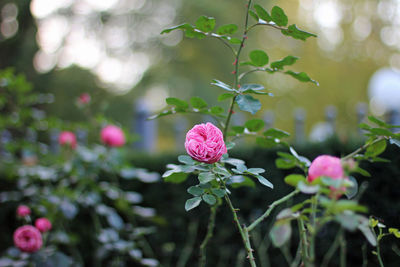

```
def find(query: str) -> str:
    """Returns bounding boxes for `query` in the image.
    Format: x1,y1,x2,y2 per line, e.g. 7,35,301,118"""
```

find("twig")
342,137,385,161
199,205,218,267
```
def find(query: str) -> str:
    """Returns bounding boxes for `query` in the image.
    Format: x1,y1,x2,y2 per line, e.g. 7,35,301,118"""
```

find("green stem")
342,137,385,161
362,243,368,267
298,217,309,266
199,205,218,267
224,194,257,267
309,194,319,264
321,228,343,267
339,230,346,267
376,238,385,267
247,190,299,231
290,240,302,267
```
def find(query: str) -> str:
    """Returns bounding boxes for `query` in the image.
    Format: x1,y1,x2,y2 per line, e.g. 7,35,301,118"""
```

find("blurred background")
1,0,400,152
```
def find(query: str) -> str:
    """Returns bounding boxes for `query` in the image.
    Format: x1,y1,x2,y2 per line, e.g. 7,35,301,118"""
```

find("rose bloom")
100,125,126,147
58,131,77,149
16,205,31,217
78,93,91,104
185,122,227,164
13,225,43,253
35,218,52,233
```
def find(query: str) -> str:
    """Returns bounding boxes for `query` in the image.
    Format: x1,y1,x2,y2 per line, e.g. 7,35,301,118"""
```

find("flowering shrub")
13,225,43,253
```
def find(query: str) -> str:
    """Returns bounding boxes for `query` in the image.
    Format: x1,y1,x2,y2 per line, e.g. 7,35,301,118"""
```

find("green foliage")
235,95,261,114
253,4,271,22
271,6,288,26
242,50,269,67
245,119,265,132
271,56,299,70
281,24,317,41
216,24,238,35
285,70,319,85
195,16,216,32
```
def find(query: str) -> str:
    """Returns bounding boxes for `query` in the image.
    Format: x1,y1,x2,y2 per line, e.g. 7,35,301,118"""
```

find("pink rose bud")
307,155,344,182
78,93,91,104
58,131,77,149
16,205,31,217
13,225,43,253
100,125,125,147
185,122,227,164
35,218,52,233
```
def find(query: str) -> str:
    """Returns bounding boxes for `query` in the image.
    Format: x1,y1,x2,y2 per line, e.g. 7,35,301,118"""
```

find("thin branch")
247,22,288,32
199,205,218,267
321,228,343,267
341,137,385,161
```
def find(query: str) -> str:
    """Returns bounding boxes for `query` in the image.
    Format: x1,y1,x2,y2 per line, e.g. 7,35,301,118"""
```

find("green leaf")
254,4,271,22
358,222,377,246
161,23,193,34
284,174,306,187
232,126,245,134
297,181,319,194
249,50,269,67
229,37,242,44
185,28,206,39
389,228,400,238
190,96,208,109
202,194,217,205
218,93,235,101
281,24,317,41
216,24,238,35
368,128,394,137
185,197,202,211
368,116,390,128
198,172,216,184
271,6,288,26
210,106,224,114
248,10,259,21
240,84,265,92
285,71,318,85
390,138,400,148
187,186,204,196
236,95,261,114
256,137,278,148
255,174,274,188
245,119,265,132
229,175,256,188
271,56,299,70
247,168,265,174
331,200,368,213
270,222,291,247
335,213,359,231
264,128,290,139
353,167,371,177
166,97,189,109
195,16,216,32
211,79,234,91
275,158,296,169
365,139,387,157
178,155,195,165
211,188,226,198
107,210,124,230
164,172,188,183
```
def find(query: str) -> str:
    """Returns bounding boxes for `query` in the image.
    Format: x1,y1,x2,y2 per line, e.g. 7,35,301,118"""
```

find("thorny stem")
298,217,310,266
342,136,385,161
223,0,252,140
247,189,300,231
199,205,218,267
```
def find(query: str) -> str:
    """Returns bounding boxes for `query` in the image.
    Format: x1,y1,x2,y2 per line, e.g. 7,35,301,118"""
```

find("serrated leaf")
271,6,288,26
365,139,387,157
271,56,299,70
281,24,317,41
248,10,259,21
202,194,217,205
161,23,193,34
229,37,242,44
254,4,271,22
218,93,235,101
198,172,216,184
195,16,216,32
270,222,291,247
190,96,208,109
216,24,238,35
255,174,273,188
166,97,189,109
211,188,226,198
264,128,290,138
187,186,204,196
284,174,306,187
210,106,224,114
178,155,196,165
236,95,261,114
211,79,234,91
249,50,269,67
285,71,318,85
185,197,202,211
245,119,265,132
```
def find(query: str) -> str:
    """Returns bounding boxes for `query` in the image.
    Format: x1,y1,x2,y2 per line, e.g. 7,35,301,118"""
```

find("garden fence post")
133,99,157,153
325,105,337,134
174,117,188,151
294,108,306,144
356,103,367,136
263,110,274,129
50,129,60,154
76,129,88,146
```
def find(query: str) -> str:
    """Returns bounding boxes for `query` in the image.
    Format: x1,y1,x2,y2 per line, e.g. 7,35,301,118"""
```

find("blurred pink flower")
100,125,125,147
78,93,91,104
185,122,227,164
35,218,52,233
16,205,31,217
307,155,344,182
58,131,77,149
13,225,42,253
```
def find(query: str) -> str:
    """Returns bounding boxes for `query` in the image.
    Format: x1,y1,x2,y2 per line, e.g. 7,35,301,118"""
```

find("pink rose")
185,122,227,164
35,218,52,233
100,125,125,147
13,225,43,253
16,205,31,217
307,155,344,182
58,131,77,149
78,93,91,104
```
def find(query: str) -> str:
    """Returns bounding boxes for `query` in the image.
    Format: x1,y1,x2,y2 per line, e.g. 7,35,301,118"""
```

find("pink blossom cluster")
185,122,227,164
